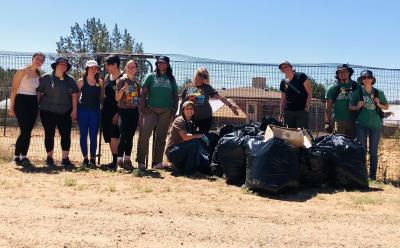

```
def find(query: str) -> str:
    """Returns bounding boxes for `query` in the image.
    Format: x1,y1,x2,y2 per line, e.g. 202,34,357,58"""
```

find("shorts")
101,112,120,143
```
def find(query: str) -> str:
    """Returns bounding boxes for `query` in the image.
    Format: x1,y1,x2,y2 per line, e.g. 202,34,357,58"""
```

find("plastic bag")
298,147,333,187
245,138,300,193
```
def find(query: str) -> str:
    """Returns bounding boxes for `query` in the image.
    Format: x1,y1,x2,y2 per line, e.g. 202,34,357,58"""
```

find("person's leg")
88,110,100,160
284,110,296,128
117,109,128,159
296,110,309,129
57,111,72,160
40,110,56,156
136,110,157,164
78,108,89,158
124,108,139,156
368,128,381,180
14,95,37,158
355,124,368,157
152,109,173,165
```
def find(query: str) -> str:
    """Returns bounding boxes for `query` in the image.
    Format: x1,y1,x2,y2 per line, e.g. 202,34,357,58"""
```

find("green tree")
56,17,145,78
309,77,326,99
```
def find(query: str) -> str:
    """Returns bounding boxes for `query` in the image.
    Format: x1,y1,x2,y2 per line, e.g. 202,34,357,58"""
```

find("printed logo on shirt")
337,87,353,100
154,77,171,88
363,95,376,110
186,86,205,105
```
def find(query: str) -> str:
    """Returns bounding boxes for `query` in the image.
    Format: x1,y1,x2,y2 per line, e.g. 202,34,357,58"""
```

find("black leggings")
14,94,38,156
118,108,139,157
40,110,72,152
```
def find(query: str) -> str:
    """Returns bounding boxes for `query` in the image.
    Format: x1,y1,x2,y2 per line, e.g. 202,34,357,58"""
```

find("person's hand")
230,105,239,115
305,105,311,112
8,109,15,117
357,101,364,110
279,113,284,122
112,113,119,125
124,82,130,94
324,121,333,133
71,109,77,122
374,97,380,105
200,134,210,147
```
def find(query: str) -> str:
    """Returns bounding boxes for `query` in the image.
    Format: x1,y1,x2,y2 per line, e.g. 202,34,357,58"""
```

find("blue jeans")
78,108,100,158
356,124,381,179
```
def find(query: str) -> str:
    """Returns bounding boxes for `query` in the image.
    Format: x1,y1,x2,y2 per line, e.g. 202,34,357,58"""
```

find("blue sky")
1,0,399,68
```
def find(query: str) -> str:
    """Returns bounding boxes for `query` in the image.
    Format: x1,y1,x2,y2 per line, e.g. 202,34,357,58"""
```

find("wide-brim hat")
357,69,376,85
336,64,354,76
51,57,72,71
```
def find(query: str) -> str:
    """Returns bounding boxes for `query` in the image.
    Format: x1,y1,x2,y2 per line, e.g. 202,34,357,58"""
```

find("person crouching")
165,101,210,175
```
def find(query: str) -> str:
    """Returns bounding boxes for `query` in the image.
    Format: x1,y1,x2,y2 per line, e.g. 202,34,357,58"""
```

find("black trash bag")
219,124,237,138
211,130,251,185
245,137,300,193
298,147,334,187
314,134,368,190
260,116,284,132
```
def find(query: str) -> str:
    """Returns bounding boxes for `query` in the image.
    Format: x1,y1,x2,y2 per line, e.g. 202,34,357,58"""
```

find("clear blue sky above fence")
1,0,399,69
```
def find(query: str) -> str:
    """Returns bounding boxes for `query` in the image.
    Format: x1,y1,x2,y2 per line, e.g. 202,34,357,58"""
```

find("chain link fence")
1,51,399,171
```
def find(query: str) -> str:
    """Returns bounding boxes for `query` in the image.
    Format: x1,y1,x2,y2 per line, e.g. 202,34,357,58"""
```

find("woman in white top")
9,52,45,166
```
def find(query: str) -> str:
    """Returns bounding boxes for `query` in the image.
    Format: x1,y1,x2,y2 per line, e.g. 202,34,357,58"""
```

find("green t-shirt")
325,80,358,121
143,73,178,108
350,87,388,129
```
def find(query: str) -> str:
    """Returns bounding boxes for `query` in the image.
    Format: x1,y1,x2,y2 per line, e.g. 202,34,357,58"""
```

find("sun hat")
51,57,72,71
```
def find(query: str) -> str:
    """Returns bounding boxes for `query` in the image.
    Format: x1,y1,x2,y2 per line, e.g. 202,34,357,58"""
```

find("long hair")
155,64,175,83
32,52,45,77
192,67,210,85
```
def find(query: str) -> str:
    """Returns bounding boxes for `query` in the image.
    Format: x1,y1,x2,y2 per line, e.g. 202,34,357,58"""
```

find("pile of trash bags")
174,116,369,194
210,117,369,194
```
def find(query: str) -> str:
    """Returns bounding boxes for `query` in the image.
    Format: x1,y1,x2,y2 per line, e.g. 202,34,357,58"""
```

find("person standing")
37,57,79,168
180,67,239,133
137,56,178,170
101,55,123,170
279,61,312,129
115,60,141,171
325,64,358,137
349,70,389,180
77,60,104,168
9,52,45,166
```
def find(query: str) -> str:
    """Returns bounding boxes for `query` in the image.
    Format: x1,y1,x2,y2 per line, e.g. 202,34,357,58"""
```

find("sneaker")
82,158,89,167
13,157,22,166
20,158,32,167
89,158,97,168
137,163,146,170
152,162,167,170
45,156,55,166
61,157,75,170
121,160,134,171
102,162,117,171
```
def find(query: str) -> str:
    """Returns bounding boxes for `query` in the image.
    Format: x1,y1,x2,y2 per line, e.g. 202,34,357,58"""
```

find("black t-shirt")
279,72,309,111
102,73,123,117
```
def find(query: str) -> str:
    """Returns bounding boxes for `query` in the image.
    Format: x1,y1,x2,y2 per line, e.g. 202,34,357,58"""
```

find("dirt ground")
0,159,399,248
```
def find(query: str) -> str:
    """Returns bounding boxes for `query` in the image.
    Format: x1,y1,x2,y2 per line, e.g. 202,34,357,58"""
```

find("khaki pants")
136,107,173,165
335,120,355,138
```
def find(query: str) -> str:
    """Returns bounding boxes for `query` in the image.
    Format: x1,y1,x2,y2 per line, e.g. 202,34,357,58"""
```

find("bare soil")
0,159,399,248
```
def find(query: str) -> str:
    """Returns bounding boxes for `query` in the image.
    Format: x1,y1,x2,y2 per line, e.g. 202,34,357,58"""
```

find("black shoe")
20,158,33,167
13,157,23,166
61,157,75,170
82,158,89,167
89,158,97,168
45,156,55,166
101,162,117,171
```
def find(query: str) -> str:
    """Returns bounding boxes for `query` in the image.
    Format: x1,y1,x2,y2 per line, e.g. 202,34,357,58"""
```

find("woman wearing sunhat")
136,55,179,170
9,52,45,166
37,57,79,168
349,70,389,180
76,60,104,168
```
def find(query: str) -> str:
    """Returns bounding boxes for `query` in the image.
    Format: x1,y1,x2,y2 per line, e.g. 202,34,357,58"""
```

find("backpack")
331,80,358,104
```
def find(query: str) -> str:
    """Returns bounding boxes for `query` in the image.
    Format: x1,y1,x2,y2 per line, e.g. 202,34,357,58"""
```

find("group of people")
9,54,389,179
278,61,389,180
9,54,238,172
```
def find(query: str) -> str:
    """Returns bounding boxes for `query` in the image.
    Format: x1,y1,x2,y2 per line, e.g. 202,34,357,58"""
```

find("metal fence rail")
1,51,399,165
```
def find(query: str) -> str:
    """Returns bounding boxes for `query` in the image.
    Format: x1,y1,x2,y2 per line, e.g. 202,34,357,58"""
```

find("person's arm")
115,81,128,102
8,69,25,117
99,79,105,106
375,91,389,110
139,85,148,112
76,78,84,90
172,88,179,116
325,99,333,123
71,92,78,121
304,79,312,111
280,92,286,121
178,129,203,141
214,94,239,115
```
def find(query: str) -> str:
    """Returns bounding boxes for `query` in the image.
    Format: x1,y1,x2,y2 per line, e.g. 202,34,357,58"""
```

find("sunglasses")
362,76,374,80
184,107,194,110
